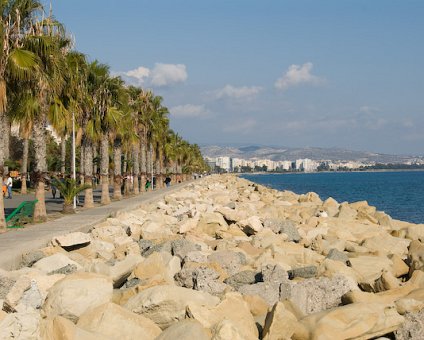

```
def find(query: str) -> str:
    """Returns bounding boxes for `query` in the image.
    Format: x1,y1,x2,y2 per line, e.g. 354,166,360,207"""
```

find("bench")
6,200,38,228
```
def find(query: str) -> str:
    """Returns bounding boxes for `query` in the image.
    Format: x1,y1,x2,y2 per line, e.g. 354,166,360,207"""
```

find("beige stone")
77,302,161,340
32,253,82,274
187,292,258,340
91,224,127,243
295,303,404,340
196,212,229,236
362,233,410,257
131,252,180,285
408,240,424,275
262,301,299,340
238,216,263,235
42,272,113,322
124,285,219,329
41,315,107,340
155,320,211,340
243,294,269,317
52,232,91,248
349,255,393,287
0,311,41,339
389,254,409,277
211,319,247,340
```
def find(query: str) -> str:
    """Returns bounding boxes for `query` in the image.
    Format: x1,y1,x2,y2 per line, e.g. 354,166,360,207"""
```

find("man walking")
6,174,13,199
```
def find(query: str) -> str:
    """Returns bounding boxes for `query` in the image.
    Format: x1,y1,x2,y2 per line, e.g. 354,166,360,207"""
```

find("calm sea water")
240,171,424,224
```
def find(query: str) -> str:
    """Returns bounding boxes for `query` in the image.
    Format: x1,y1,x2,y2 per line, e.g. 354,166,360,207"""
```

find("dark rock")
121,278,141,289
143,241,172,257
395,309,424,340
279,220,301,242
138,239,154,255
326,248,351,266
171,239,201,260
48,264,78,275
0,276,15,299
261,264,289,284
224,270,259,290
287,266,317,279
238,282,280,306
21,250,45,268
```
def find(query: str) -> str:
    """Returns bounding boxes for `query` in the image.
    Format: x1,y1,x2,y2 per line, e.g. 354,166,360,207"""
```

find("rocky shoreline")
1,174,424,339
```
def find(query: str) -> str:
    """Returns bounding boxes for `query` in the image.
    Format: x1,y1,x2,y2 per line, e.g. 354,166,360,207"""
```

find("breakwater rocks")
1,174,424,339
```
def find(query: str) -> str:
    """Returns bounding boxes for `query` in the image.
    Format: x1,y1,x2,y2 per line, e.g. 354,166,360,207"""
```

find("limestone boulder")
407,240,424,275
0,311,41,339
41,315,106,340
208,250,246,276
42,272,113,322
238,216,263,235
262,301,299,340
155,320,211,340
91,224,127,243
196,212,228,236
362,233,410,257
395,309,424,340
405,224,424,242
124,285,219,329
88,254,143,288
77,302,161,340
295,303,404,340
32,253,82,274
187,292,258,340
52,232,91,249
349,255,393,289
131,252,180,285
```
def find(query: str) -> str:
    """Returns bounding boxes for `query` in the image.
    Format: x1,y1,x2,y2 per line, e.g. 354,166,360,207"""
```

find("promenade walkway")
0,181,192,270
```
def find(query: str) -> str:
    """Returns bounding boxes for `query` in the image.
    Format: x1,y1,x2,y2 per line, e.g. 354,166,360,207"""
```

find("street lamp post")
72,111,76,209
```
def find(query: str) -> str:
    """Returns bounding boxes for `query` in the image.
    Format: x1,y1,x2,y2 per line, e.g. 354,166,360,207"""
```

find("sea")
240,171,424,224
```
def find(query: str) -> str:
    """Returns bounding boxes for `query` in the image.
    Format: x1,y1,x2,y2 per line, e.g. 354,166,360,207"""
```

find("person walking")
6,174,13,199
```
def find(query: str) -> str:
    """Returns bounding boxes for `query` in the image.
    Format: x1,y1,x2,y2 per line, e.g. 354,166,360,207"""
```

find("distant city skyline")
46,0,424,155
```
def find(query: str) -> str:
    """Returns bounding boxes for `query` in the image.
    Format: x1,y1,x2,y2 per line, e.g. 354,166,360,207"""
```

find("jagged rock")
171,239,201,259
48,264,78,276
395,309,424,340
224,270,258,290
32,253,82,275
193,266,227,295
238,216,263,235
91,224,127,243
183,251,209,264
77,302,161,340
187,292,258,340
280,275,353,315
124,285,219,330
261,264,289,284
262,301,299,340
52,232,91,249
0,275,15,299
132,252,180,285
42,272,113,322
142,241,172,257
238,282,280,306
208,250,246,276
408,240,424,275
155,320,211,340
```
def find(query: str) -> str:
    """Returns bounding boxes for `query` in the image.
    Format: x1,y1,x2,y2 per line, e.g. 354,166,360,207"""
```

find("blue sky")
46,0,424,155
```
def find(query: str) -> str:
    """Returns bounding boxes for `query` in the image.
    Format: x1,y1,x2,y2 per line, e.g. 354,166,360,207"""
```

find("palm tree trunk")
83,139,94,208
33,117,47,222
0,111,5,230
93,145,98,183
3,115,10,175
100,133,110,205
140,140,147,193
133,144,140,194
79,145,84,185
113,138,122,200
60,137,66,175
20,138,29,194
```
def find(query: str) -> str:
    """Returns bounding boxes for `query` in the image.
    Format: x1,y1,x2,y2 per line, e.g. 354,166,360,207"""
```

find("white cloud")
150,63,187,86
275,62,323,90
170,104,209,118
120,63,187,87
124,66,150,84
214,85,262,99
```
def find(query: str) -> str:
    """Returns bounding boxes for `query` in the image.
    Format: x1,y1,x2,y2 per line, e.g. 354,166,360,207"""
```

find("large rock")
0,311,41,339
296,302,404,340
91,224,127,243
41,315,105,340
42,272,113,322
132,252,180,285
395,309,424,340
196,212,228,236
52,232,91,249
407,240,424,275
32,253,82,274
77,302,161,340
238,216,263,235
208,250,246,276
238,282,280,307
362,233,410,257
187,292,258,340
262,301,299,340
224,270,258,290
155,320,211,340
124,285,219,329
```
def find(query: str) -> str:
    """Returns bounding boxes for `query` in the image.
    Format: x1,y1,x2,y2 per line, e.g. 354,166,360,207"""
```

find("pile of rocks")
1,174,424,339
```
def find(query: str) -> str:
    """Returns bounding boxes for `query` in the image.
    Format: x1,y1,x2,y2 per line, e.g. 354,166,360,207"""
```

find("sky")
45,0,424,155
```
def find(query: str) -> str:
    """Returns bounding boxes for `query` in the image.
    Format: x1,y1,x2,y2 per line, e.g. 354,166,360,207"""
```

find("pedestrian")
51,181,57,199
164,176,171,187
6,174,13,199
145,179,151,191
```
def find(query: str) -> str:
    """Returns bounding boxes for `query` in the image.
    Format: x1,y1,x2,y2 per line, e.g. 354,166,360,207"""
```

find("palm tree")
0,0,44,230
52,177,90,214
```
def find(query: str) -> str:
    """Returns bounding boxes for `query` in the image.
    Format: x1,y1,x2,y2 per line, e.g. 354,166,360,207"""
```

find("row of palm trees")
0,0,207,230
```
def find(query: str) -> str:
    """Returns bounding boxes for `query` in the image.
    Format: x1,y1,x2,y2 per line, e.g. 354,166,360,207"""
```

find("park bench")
6,200,38,228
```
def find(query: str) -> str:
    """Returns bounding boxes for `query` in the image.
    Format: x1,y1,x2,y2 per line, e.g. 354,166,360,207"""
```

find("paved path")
0,181,193,270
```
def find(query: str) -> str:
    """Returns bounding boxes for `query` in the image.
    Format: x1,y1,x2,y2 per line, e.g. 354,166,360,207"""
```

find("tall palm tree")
0,0,43,230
